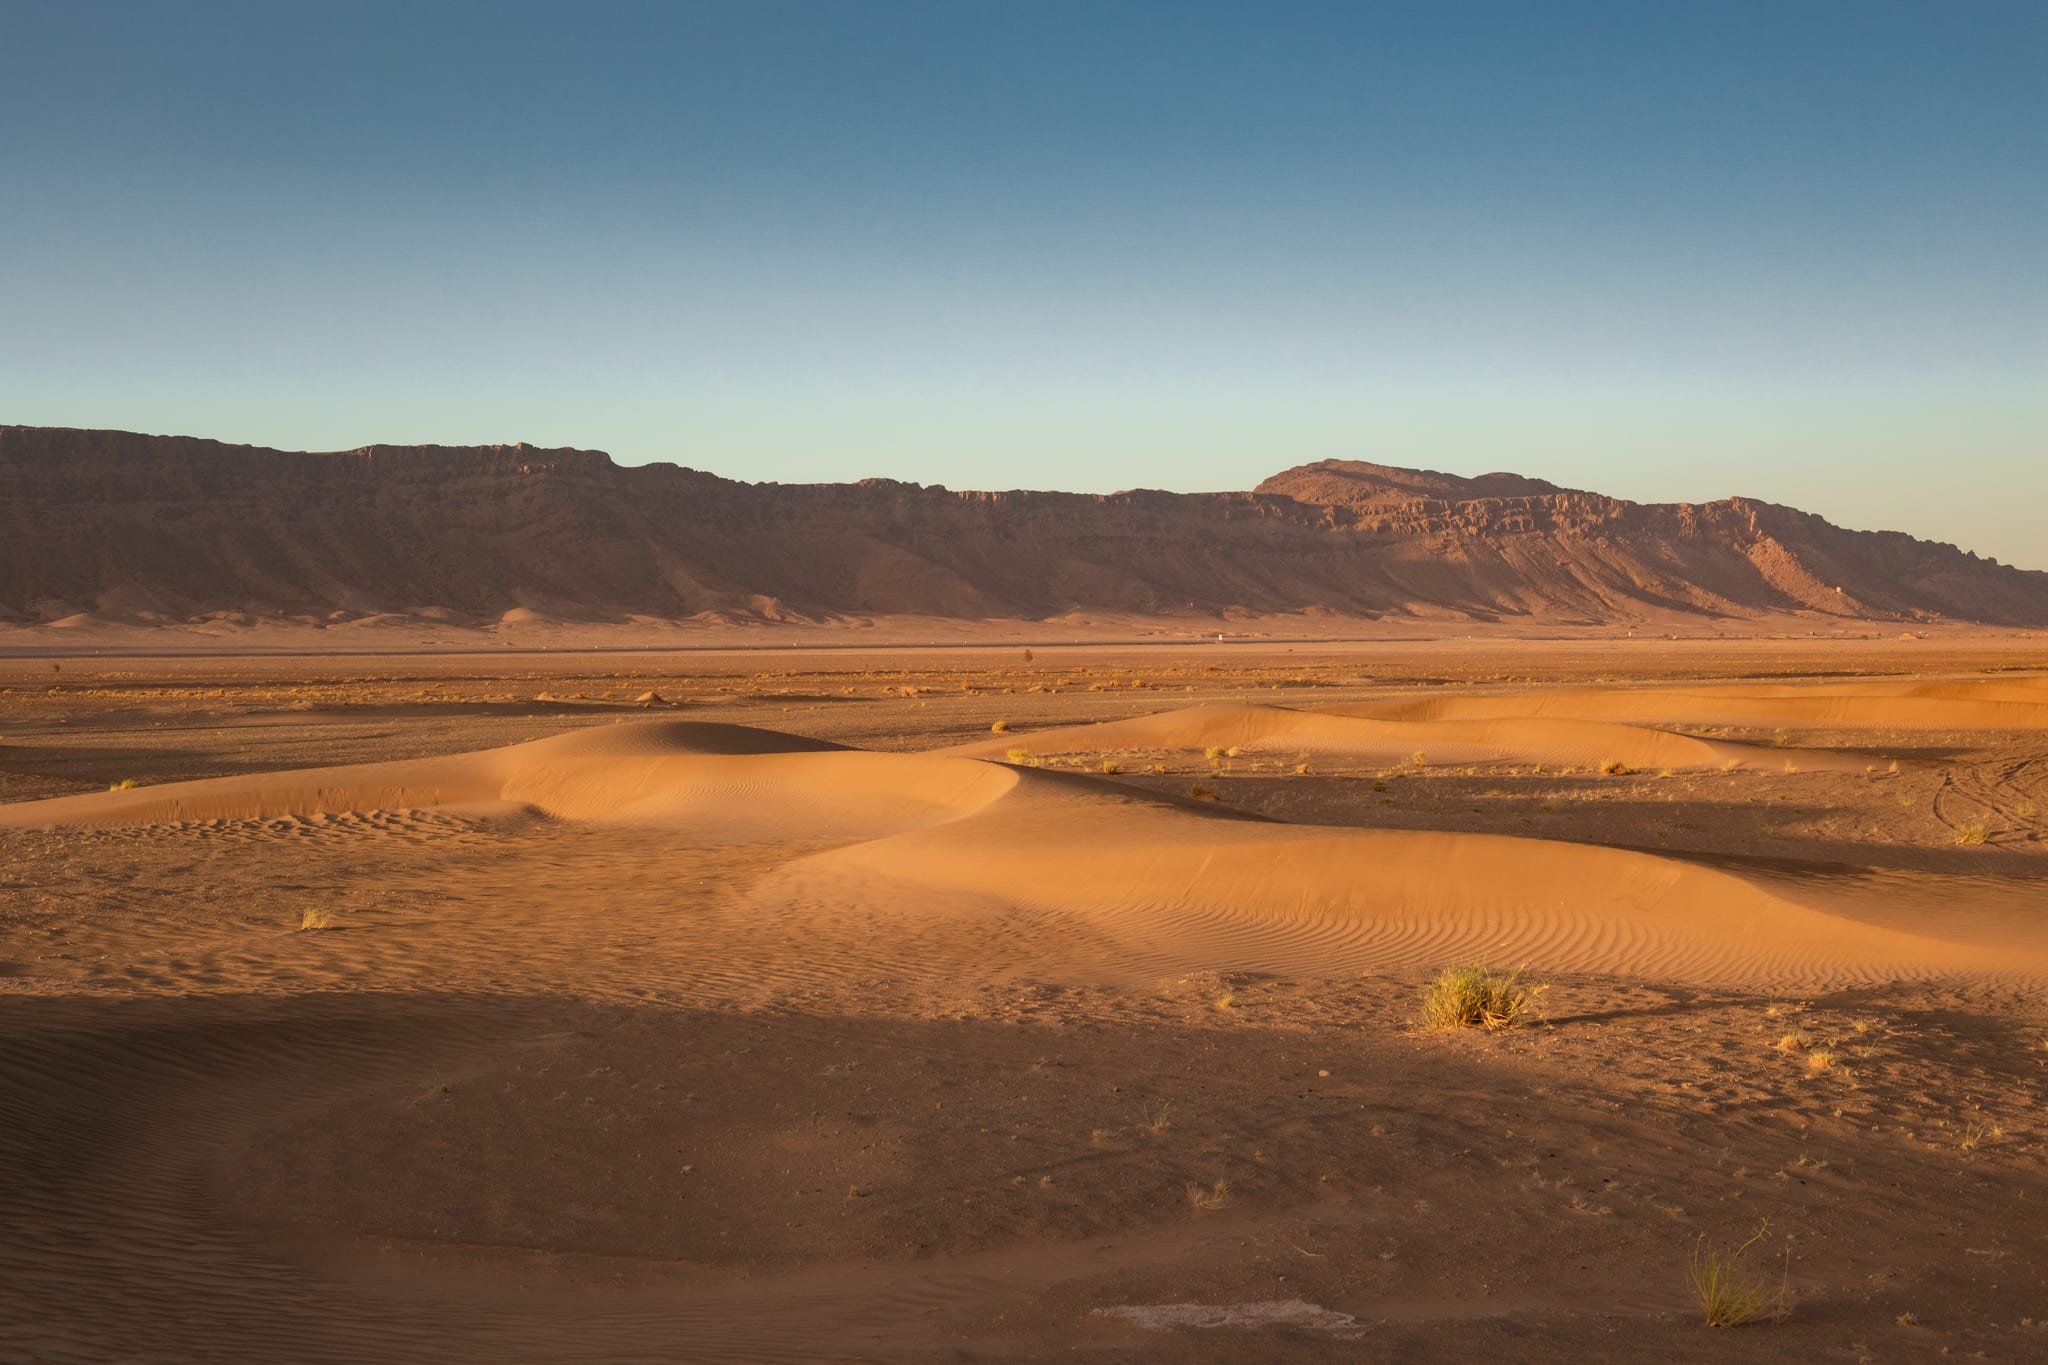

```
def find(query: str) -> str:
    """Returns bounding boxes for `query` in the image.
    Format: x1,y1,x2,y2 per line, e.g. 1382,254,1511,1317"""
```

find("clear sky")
4,2,2043,566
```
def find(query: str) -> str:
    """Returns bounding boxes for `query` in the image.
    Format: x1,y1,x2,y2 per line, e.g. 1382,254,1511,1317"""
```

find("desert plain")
4,635,2047,1363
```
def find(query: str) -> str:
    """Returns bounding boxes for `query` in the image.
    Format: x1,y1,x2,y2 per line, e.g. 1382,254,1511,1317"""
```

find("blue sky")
4,1,2043,566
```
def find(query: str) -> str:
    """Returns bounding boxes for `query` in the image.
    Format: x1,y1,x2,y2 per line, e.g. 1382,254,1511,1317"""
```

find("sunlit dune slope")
1337,676,2048,731
7,719,2040,990
947,702,1867,771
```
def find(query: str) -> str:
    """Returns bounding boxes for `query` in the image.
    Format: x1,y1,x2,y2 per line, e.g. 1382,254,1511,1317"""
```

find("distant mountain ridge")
3,426,2044,629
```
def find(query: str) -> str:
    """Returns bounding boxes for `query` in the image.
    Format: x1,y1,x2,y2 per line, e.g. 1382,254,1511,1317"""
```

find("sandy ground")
3,638,2047,1362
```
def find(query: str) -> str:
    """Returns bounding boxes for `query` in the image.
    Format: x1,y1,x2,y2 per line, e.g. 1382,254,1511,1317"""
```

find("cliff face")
3,430,2043,628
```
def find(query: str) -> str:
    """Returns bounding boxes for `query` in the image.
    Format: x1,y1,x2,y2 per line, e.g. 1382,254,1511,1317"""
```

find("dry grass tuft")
1688,1221,1791,1327
297,907,336,932
1005,748,1039,767
1953,823,1988,846
1421,964,1545,1031
1804,1048,1837,1073
1186,1178,1233,1210
989,719,1010,733
1599,757,1631,776
1100,758,1122,775
108,777,138,791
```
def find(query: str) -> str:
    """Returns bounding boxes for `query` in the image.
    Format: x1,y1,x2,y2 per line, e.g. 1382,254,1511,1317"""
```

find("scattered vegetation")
1186,1178,1233,1210
1687,1220,1792,1327
1420,964,1546,1031
1005,748,1039,767
108,777,138,791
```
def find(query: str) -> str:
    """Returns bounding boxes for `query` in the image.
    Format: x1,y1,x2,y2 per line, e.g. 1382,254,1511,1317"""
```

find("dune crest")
951,702,1867,771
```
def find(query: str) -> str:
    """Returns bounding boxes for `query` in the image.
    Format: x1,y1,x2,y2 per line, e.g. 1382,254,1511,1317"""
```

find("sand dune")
8,719,2036,990
1339,676,2048,731
950,702,1867,771
0,721,1017,844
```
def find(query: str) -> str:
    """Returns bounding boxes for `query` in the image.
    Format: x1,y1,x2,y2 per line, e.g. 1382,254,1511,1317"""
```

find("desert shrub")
109,777,138,791
1953,824,1988,846
1599,758,1630,776
1687,1221,1790,1327
990,719,1010,733
1421,964,1545,1031
1100,759,1122,775
298,908,335,932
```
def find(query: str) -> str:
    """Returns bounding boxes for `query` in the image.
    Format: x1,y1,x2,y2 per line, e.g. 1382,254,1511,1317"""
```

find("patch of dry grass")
1688,1220,1791,1327
1421,964,1545,1031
